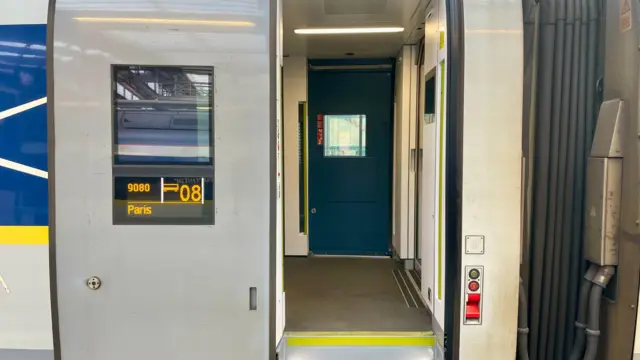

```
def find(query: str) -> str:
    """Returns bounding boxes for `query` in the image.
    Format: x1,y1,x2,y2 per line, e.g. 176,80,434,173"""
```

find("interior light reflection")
74,17,255,27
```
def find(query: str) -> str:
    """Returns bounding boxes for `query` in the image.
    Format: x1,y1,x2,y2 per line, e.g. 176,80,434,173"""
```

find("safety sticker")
621,0,632,33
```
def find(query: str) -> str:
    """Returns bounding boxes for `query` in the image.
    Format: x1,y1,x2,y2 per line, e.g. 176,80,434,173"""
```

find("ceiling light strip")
294,27,404,35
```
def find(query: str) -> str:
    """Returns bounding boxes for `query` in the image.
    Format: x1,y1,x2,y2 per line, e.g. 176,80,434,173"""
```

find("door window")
323,114,366,157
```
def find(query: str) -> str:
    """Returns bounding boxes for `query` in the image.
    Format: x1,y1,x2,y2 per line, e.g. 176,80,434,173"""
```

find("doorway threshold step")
279,331,435,360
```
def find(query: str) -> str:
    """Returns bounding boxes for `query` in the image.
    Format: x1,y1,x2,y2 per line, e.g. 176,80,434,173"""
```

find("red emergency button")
468,280,480,292
465,293,481,320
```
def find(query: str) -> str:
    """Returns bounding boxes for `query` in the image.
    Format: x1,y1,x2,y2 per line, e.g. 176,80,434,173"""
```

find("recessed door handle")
311,208,316,214
410,148,417,172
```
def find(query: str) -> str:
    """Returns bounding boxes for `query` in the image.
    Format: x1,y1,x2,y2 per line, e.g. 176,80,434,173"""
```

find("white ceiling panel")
283,0,428,58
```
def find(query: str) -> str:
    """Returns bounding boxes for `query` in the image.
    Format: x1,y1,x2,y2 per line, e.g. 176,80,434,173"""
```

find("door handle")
410,148,417,172
311,208,317,214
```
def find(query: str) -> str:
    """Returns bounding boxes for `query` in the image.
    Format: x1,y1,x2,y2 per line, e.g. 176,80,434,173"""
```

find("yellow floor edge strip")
287,337,435,347
285,331,434,337
285,331,435,347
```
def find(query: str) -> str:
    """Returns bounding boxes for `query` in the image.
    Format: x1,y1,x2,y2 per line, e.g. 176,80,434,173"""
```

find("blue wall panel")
0,24,48,227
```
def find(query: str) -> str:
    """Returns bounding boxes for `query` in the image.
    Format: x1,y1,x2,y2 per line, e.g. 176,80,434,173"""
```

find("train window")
112,65,214,166
323,114,367,157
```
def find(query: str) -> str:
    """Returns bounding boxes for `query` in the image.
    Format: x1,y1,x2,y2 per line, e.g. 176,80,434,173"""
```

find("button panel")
463,266,484,325
465,235,485,254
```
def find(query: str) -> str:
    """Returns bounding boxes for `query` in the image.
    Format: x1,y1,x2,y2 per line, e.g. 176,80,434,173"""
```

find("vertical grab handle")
249,287,257,310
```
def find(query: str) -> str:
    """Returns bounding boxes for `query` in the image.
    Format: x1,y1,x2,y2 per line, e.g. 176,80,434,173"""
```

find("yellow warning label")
439,31,445,49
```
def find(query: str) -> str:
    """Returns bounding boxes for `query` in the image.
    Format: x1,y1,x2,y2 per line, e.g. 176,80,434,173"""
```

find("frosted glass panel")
323,114,366,157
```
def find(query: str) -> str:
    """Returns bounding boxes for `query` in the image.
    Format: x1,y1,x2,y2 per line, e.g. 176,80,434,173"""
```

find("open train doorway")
279,0,436,335
283,58,432,333
279,3,524,360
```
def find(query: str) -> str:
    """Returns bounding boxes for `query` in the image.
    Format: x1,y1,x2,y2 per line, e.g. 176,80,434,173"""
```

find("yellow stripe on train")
0,226,48,245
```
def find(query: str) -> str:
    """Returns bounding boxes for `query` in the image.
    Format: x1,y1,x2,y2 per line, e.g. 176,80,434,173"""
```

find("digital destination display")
113,176,214,225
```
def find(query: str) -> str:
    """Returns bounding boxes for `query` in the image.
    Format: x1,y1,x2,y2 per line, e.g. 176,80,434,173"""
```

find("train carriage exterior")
1,0,640,360
0,2,51,357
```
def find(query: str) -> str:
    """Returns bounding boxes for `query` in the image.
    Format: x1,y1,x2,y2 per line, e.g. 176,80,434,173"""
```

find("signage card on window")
316,114,324,145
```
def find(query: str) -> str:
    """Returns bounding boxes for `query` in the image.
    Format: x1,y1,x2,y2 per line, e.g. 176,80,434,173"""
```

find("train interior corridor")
279,0,436,334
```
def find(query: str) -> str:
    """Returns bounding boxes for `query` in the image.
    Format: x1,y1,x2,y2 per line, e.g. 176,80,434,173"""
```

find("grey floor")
284,257,432,332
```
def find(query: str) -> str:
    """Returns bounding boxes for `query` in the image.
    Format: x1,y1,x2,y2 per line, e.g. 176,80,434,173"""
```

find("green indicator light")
469,269,480,280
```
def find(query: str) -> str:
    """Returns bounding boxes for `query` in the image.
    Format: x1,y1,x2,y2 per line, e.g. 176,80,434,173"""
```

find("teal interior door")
307,59,394,255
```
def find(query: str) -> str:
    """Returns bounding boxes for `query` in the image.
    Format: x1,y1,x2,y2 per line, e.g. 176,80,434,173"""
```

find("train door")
425,0,524,359
48,2,276,359
307,61,394,256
